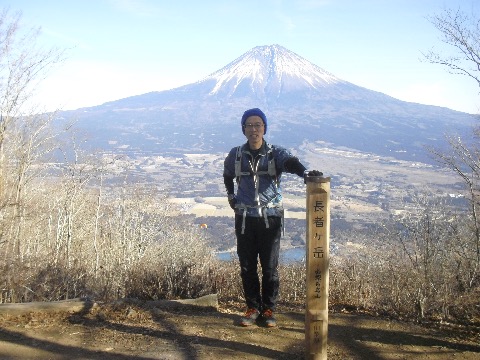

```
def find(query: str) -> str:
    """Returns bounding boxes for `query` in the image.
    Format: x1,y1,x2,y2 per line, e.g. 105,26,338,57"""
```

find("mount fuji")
63,44,476,163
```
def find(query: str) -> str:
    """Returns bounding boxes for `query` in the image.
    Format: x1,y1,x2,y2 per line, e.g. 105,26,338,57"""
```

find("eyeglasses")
243,123,264,129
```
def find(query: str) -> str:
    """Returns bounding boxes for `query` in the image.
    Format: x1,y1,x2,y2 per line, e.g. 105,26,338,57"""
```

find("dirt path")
0,302,478,360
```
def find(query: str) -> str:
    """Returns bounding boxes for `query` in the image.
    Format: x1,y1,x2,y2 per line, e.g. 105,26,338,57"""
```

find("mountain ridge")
202,44,342,98
63,44,477,163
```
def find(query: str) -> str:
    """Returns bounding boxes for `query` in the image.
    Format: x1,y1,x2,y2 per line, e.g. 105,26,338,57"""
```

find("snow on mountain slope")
203,44,342,97
65,44,477,163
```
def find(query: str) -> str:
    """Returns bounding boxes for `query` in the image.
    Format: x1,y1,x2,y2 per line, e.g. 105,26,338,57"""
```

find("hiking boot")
240,308,260,326
262,309,277,327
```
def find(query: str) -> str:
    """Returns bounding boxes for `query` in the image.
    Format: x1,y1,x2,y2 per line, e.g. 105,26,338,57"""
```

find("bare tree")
423,6,480,90
0,8,64,298
423,6,480,293
429,133,480,290
0,9,64,149
388,192,456,319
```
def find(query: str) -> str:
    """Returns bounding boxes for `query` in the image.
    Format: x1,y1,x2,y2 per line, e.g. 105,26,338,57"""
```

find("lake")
216,247,306,263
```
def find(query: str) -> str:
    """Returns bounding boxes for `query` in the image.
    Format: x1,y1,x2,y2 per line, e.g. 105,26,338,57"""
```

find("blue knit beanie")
241,108,267,135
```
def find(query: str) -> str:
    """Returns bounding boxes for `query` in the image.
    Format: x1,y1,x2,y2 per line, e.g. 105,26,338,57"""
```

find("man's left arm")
281,151,323,180
284,156,307,177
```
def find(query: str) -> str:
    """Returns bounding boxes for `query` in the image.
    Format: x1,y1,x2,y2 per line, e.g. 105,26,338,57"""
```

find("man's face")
243,116,264,147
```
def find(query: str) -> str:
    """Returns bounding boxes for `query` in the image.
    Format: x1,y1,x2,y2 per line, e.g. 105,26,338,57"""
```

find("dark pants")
235,215,282,311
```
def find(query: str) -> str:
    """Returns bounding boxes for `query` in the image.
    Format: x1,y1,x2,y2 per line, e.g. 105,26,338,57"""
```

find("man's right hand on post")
308,170,323,177
304,170,323,183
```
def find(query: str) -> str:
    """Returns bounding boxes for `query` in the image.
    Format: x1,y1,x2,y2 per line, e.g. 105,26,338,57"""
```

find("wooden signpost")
305,175,331,360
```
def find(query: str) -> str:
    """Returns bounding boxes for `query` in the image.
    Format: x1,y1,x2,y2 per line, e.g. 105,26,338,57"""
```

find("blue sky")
5,0,480,114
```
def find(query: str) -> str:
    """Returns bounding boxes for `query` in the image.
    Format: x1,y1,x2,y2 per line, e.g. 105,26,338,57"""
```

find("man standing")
223,108,322,327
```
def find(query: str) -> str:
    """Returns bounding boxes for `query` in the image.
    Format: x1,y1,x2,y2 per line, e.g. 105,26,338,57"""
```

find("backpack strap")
234,145,250,184
257,145,279,188
233,143,282,234
266,146,279,187
235,144,278,186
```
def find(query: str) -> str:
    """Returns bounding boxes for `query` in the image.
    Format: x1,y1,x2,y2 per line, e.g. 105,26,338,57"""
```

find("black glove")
308,170,323,177
228,195,236,210
304,170,323,183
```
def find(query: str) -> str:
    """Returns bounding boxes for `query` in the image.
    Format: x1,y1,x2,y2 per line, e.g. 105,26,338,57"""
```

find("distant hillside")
59,44,476,164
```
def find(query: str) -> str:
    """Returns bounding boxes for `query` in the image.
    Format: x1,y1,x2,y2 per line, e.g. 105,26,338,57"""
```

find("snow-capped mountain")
204,44,341,97
63,45,476,163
